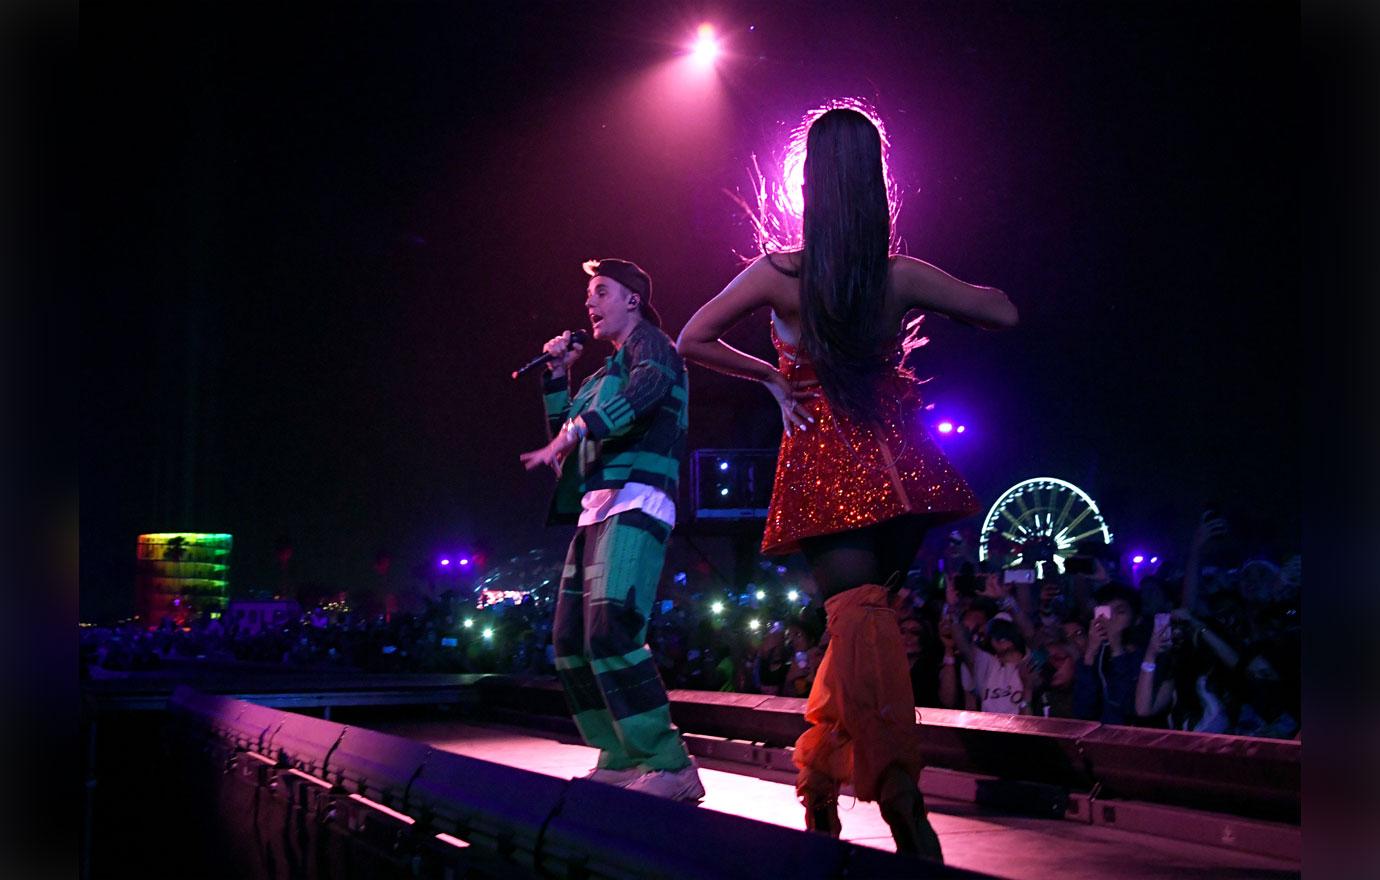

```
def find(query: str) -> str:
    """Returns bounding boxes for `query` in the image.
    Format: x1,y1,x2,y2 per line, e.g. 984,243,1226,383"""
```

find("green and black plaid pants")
552,508,691,772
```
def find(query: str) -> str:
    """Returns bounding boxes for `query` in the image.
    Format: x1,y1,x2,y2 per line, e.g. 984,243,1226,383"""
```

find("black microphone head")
570,330,589,345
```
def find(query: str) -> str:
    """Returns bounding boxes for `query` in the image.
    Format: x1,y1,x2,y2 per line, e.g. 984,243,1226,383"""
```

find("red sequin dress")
760,325,980,556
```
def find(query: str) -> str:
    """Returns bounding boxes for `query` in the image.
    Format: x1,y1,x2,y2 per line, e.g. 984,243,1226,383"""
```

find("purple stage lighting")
458,557,471,567
937,421,954,434
1150,556,1159,564
440,558,451,567
1132,554,1145,564
718,460,730,471
957,425,966,433
689,24,719,67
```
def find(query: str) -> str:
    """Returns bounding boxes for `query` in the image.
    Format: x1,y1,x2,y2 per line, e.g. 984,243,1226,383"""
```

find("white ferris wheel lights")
979,477,1113,575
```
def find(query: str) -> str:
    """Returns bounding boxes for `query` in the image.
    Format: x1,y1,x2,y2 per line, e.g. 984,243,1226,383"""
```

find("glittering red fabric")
760,327,980,556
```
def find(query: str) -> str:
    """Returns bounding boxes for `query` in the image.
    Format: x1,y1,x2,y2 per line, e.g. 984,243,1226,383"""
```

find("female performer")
677,106,1017,859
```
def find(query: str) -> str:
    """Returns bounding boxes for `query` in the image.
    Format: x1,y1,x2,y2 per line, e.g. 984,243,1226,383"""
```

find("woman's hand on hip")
762,369,820,437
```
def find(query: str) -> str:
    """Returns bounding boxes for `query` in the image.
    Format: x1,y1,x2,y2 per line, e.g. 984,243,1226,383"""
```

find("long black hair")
797,108,894,422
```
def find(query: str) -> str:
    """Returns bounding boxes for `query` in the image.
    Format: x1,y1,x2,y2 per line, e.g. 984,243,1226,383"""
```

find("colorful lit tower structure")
136,533,233,626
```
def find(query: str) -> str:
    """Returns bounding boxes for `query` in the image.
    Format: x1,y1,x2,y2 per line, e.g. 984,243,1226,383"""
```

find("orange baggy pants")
792,584,926,803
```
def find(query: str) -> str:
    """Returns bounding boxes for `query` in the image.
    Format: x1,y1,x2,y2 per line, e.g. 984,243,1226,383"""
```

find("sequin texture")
761,327,980,556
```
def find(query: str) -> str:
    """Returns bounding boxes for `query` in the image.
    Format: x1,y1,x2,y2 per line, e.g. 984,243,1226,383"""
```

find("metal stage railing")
161,687,991,880
84,670,1300,823
82,673,1300,877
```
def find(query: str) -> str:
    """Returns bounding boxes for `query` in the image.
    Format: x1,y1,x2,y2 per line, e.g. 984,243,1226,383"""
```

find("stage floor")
367,718,1300,880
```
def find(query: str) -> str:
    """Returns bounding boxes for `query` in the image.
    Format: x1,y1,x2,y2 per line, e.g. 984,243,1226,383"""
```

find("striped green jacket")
541,320,689,525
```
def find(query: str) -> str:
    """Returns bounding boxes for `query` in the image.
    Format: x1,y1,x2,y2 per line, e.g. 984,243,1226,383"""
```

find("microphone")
511,330,588,380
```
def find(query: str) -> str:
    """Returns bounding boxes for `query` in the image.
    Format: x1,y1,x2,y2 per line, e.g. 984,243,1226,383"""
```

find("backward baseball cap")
582,258,661,327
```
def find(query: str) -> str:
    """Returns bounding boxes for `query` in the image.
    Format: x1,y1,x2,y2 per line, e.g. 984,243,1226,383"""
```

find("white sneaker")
624,761,706,802
579,766,643,788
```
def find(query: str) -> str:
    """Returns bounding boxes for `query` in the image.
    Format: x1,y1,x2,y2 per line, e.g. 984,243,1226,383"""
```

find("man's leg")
583,510,690,771
552,527,637,770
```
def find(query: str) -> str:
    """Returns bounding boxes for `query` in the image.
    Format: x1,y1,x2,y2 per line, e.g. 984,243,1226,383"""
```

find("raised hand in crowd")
1182,508,1229,612
1192,510,1230,551
1135,616,1176,718
1016,653,1041,713
936,614,962,708
1084,613,1109,666
1171,607,1240,669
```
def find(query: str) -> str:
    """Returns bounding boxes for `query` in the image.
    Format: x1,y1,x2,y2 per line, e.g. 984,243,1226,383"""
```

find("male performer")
520,258,703,801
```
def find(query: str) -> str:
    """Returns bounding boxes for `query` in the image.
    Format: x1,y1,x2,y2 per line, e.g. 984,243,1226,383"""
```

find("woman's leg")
801,527,883,601
801,513,937,601
795,515,943,859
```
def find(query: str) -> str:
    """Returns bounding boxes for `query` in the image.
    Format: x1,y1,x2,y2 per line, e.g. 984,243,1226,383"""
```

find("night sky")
81,1,1298,619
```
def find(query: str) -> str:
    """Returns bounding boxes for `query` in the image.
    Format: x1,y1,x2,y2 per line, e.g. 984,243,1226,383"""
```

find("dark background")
81,1,1298,619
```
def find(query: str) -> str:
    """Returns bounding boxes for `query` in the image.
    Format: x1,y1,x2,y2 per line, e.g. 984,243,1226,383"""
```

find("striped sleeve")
581,327,678,441
542,371,571,438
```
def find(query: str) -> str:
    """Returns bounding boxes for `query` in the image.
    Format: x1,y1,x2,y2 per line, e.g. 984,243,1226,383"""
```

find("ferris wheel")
978,477,1113,576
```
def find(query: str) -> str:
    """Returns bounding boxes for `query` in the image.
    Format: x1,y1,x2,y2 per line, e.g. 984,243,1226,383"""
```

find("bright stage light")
748,618,760,631
787,589,799,602
690,24,720,67
957,425,966,433
1132,554,1145,564
440,558,451,567
937,421,954,434
755,589,766,600
458,557,471,566
711,600,725,614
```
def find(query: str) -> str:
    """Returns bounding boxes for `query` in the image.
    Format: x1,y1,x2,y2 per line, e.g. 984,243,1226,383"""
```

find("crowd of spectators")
82,511,1300,740
900,513,1302,739
79,591,558,678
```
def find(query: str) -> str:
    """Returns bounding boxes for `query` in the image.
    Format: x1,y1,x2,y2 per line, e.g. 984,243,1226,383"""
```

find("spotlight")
747,618,760,631
937,421,954,434
718,460,730,472
1132,554,1145,564
440,558,451,566
1150,556,1159,564
755,590,766,600
956,425,966,433
689,23,720,67
711,601,725,614
463,619,474,629
787,589,800,602
482,627,494,640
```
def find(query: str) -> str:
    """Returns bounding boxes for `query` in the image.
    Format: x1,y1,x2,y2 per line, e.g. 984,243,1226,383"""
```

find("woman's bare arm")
677,256,818,434
675,256,784,380
890,255,1018,330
